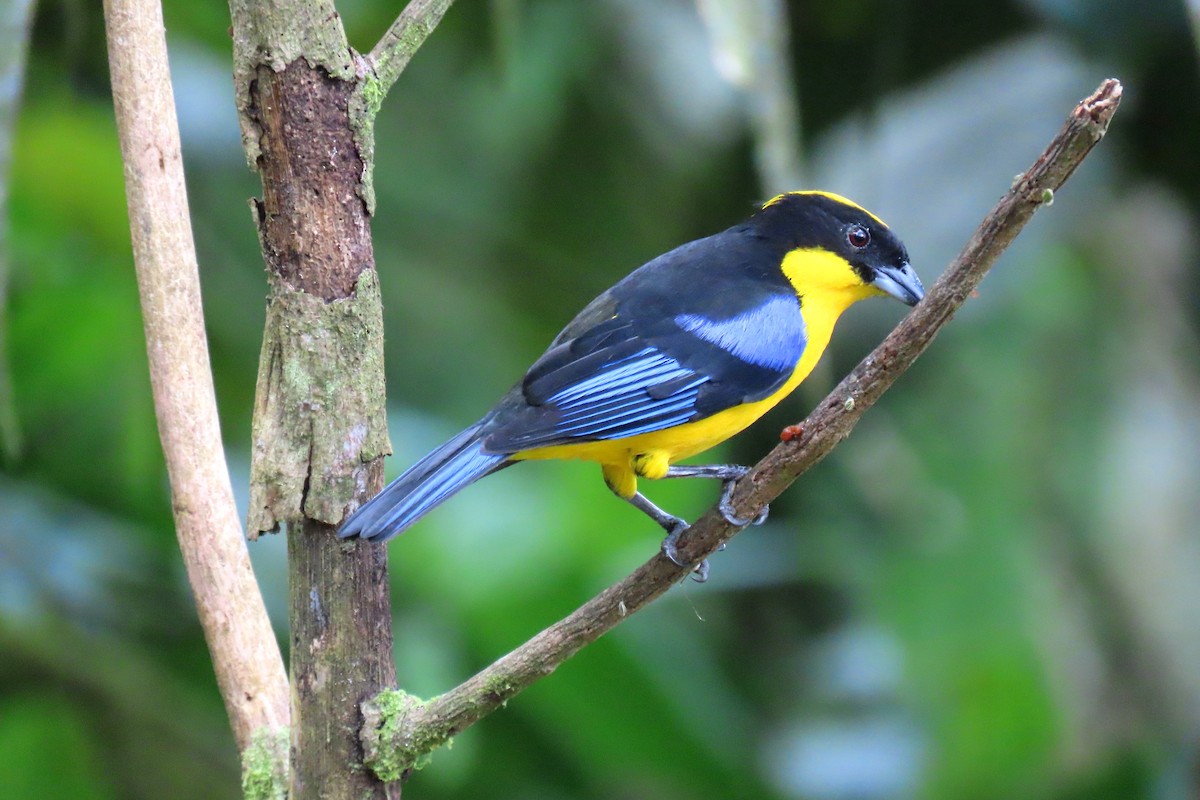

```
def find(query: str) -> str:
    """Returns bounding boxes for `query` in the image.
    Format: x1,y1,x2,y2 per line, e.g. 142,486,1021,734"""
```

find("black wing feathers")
482,228,807,453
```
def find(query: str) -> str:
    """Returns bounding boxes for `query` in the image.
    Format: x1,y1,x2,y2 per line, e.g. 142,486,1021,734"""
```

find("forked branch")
368,0,455,95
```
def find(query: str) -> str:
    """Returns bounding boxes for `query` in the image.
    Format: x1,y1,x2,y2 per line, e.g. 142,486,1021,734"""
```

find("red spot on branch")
780,424,804,442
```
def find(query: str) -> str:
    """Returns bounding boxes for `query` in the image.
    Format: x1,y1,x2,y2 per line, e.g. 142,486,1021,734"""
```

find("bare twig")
102,0,289,760
363,78,1124,775
367,0,455,95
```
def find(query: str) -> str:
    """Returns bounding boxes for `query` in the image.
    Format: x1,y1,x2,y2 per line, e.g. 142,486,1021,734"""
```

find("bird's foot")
661,520,709,583
718,472,769,527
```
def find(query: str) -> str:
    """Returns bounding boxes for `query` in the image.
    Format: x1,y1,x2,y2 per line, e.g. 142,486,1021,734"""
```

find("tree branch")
367,0,455,96
361,78,1124,776
102,0,289,774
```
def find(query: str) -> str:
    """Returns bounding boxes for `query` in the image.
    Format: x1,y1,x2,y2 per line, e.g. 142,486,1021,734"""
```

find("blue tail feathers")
339,424,509,542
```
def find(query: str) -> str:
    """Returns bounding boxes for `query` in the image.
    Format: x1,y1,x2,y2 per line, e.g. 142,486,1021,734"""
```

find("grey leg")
662,464,769,527
624,491,709,583
663,464,749,481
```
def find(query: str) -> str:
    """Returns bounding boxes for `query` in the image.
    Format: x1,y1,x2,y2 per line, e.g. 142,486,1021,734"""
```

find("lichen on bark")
348,72,386,215
248,268,391,535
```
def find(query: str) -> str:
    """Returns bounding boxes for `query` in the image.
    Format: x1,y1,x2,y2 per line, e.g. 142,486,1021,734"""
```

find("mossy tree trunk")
227,1,406,797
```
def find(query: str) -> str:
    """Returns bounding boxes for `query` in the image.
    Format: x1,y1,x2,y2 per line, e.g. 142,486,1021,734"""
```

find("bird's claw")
661,521,710,583
718,476,769,527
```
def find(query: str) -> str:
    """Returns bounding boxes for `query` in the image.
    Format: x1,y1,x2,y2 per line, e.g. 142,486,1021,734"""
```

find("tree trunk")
228,6,398,796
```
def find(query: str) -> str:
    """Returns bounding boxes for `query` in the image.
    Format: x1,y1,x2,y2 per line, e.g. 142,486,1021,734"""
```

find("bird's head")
754,191,924,309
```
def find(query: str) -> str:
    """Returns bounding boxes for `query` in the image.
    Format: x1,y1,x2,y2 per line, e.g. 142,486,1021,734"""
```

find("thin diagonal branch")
362,78,1124,777
368,0,455,96
102,0,289,761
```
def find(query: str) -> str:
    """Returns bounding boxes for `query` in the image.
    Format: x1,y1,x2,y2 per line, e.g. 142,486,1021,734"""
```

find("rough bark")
245,59,391,533
235,44,397,800
287,513,395,797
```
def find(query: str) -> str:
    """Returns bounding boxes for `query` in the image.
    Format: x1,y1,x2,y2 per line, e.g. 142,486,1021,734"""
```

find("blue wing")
481,278,807,453
508,346,710,446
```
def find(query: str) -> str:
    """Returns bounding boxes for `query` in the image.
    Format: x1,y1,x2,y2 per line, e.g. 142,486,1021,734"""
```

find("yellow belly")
511,369,806,470
510,290,855,498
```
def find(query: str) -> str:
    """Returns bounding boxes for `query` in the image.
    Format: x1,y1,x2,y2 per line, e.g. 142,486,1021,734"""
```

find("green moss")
241,727,288,800
361,689,429,782
348,73,385,215
372,3,451,87
482,675,517,708
360,688,465,781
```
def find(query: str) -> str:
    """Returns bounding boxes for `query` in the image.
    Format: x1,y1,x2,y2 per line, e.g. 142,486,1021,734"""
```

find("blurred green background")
3,0,1199,797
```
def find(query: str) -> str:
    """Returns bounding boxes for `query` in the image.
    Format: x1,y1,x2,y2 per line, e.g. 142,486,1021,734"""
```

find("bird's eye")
847,225,870,249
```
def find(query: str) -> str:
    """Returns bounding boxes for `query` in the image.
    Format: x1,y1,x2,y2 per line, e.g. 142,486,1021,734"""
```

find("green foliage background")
2,1,1199,798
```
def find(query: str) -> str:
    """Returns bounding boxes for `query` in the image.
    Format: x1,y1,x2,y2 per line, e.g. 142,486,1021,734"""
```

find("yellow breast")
511,248,879,496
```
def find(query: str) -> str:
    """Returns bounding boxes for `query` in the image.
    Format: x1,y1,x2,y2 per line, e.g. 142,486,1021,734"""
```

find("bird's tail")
339,423,509,542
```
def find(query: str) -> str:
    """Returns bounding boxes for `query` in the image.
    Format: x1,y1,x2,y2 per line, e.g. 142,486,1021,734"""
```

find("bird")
340,191,923,579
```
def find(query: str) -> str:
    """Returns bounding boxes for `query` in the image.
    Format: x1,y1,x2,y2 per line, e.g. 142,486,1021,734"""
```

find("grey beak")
872,261,924,306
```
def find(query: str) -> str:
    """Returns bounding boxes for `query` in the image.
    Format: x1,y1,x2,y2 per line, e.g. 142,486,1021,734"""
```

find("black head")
750,191,924,306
